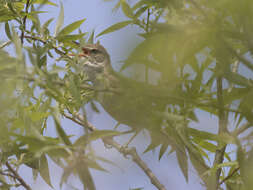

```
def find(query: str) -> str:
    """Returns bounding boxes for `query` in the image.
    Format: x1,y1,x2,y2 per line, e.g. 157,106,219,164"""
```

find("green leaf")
39,154,53,188
85,158,107,172
74,130,122,146
121,1,134,18
42,18,54,34
143,141,160,153
132,0,150,10
57,33,87,42
54,2,64,36
77,162,96,190
54,116,72,146
58,19,86,36
21,0,57,6
60,166,72,188
134,6,148,18
176,148,188,182
159,143,168,160
5,22,12,40
11,27,22,60
96,20,132,37
30,111,49,122
88,29,95,44
188,128,218,141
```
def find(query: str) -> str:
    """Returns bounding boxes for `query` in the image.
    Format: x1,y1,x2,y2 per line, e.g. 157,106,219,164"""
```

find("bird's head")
78,43,112,74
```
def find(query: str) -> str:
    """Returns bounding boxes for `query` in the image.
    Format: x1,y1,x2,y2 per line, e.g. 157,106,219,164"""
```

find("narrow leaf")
39,154,53,188
54,2,64,36
121,1,134,18
54,116,72,146
5,22,12,40
57,33,87,42
58,19,86,36
176,148,188,182
96,20,132,37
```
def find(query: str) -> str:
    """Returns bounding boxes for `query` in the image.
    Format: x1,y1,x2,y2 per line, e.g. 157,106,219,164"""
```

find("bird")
72,42,210,182
76,42,171,142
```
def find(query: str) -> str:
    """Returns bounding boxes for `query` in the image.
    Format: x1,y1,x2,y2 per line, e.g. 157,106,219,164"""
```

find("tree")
0,0,252,189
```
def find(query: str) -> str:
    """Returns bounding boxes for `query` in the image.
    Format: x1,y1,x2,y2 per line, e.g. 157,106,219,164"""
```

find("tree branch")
21,0,31,44
5,162,32,190
219,167,240,186
103,138,166,190
62,113,166,190
233,122,252,136
23,35,67,56
0,40,12,49
209,76,228,190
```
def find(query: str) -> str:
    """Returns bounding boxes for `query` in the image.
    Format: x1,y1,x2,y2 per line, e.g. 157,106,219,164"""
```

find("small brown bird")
75,43,210,174
80,43,167,128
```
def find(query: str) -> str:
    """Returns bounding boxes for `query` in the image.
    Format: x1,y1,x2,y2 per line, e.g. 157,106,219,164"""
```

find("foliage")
0,0,252,190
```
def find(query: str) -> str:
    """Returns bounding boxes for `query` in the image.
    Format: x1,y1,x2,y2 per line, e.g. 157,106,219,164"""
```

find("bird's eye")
94,54,105,63
90,49,99,54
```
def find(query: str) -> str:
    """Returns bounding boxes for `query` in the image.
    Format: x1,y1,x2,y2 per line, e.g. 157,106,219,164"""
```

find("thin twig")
5,162,32,190
103,138,166,190
21,0,31,44
219,167,240,185
62,113,166,190
233,122,252,136
210,76,228,190
23,35,67,56
0,171,16,179
0,40,12,49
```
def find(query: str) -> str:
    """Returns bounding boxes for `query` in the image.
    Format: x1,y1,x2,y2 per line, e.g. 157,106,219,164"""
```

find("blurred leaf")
77,161,96,190
96,20,132,37
143,141,161,153
42,18,54,35
30,111,49,122
85,158,107,172
88,29,95,44
159,143,168,160
132,0,151,10
121,1,134,18
11,27,22,60
54,2,64,36
188,128,218,141
176,148,188,182
38,55,47,68
60,165,73,188
57,33,87,42
54,116,72,146
134,6,148,18
74,130,122,146
4,22,12,40
58,19,86,36
22,0,57,6
39,154,53,188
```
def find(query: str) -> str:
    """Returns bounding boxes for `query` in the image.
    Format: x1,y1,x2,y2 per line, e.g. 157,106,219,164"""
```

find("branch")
21,0,31,44
23,35,67,56
233,122,252,136
62,113,166,190
5,162,32,190
219,167,240,186
0,40,12,49
103,138,166,190
210,76,228,190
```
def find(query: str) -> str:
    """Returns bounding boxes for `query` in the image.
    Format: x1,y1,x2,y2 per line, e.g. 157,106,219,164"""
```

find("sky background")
0,0,229,189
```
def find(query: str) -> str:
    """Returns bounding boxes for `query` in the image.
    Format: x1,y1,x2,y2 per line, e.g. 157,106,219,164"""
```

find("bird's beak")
68,47,91,58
